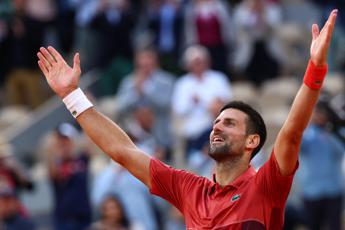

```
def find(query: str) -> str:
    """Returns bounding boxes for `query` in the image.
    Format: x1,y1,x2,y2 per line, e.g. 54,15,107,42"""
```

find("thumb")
312,24,319,41
73,53,81,74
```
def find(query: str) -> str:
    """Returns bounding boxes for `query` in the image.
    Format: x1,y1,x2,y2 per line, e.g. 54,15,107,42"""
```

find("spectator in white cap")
47,122,92,230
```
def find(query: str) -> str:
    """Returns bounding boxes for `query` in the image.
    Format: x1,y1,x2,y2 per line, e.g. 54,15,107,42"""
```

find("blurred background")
0,0,344,229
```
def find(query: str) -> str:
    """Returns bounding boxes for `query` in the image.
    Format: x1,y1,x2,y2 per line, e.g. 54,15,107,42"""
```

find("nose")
212,121,223,133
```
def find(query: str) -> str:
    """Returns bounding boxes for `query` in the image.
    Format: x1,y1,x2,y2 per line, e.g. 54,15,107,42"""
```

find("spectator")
89,195,132,230
124,103,167,160
328,92,345,143
298,102,345,230
0,187,35,230
146,0,185,74
88,0,136,68
0,143,34,196
172,45,232,156
47,122,92,230
184,0,233,73
0,143,34,218
116,47,175,150
55,0,77,54
72,0,136,96
92,161,160,230
5,0,55,108
232,0,282,85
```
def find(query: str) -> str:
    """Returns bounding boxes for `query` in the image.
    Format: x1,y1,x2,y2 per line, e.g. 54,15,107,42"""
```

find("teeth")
213,137,223,142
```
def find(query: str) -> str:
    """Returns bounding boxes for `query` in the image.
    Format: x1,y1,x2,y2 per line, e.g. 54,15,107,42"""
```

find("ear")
245,134,260,151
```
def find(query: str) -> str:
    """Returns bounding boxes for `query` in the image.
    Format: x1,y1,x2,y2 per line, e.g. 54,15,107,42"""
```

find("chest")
55,157,89,184
183,184,267,228
184,77,224,100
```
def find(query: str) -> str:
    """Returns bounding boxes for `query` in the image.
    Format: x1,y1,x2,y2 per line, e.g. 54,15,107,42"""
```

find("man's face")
209,109,248,161
188,57,208,76
55,134,74,159
135,51,157,75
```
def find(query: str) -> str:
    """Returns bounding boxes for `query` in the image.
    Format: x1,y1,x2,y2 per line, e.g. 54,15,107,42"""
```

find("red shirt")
196,14,223,46
150,151,298,229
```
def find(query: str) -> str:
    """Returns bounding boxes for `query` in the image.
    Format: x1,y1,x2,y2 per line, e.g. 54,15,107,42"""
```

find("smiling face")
209,109,251,161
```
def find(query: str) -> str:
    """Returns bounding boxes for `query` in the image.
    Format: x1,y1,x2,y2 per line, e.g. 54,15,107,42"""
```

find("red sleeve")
255,150,299,207
149,158,203,213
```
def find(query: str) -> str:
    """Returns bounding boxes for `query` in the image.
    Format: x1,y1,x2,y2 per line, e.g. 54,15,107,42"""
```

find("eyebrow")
213,118,238,125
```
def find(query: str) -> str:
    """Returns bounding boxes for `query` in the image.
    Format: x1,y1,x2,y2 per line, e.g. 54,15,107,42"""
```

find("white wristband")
62,88,93,118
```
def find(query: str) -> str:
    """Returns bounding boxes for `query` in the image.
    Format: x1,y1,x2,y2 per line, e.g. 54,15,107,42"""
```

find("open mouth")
212,136,225,143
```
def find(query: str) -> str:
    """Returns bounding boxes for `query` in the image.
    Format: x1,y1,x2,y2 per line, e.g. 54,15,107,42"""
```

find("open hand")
310,9,337,66
37,46,81,98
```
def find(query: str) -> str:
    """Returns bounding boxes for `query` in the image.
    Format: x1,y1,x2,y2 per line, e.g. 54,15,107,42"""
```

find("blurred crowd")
0,0,344,229
0,0,345,107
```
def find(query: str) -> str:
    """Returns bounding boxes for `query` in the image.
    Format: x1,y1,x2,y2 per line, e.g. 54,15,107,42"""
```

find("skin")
209,109,259,185
37,10,337,188
99,197,124,227
187,55,209,78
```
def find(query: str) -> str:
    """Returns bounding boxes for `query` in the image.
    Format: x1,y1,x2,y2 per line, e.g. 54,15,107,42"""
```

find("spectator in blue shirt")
298,101,345,230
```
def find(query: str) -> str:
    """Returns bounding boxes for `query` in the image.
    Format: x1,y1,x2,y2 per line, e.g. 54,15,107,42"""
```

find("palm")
37,47,81,98
47,61,78,95
310,10,337,66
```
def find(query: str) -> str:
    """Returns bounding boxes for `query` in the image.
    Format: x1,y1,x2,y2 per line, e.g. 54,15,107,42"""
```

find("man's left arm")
274,10,337,176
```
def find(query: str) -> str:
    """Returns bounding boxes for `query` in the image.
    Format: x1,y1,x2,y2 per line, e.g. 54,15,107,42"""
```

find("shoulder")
155,70,176,82
206,70,229,81
150,158,209,185
175,73,194,86
120,73,136,84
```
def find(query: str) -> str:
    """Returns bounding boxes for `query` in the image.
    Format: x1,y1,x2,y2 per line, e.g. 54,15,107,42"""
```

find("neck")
103,219,121,227
214,155,249,187
192,70,205,79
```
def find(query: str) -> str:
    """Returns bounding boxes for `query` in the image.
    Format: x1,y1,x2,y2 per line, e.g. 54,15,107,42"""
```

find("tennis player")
37,10,337,229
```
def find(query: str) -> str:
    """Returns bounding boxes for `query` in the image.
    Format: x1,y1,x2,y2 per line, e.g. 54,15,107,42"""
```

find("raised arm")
37,47,152,188
274,10,337,176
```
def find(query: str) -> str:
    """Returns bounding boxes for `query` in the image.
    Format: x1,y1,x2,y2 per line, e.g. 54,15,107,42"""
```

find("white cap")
56,123,79,139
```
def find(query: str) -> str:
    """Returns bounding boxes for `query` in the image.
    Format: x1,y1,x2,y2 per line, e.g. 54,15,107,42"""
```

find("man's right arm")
37,46,152,188
76,108,152,188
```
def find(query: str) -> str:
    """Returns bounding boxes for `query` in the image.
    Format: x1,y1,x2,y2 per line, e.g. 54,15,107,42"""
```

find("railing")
1,70,100,158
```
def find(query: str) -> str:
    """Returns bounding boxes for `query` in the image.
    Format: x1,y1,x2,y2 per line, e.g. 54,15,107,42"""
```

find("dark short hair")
220,101,267,159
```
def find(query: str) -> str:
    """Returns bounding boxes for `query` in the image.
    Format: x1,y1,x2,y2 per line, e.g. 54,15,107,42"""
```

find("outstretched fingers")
39,47,56,66
320,10,338,40
47,46,66,64
38,60,49,77
326,9,337,38
37,52,51,72
312,24,319,41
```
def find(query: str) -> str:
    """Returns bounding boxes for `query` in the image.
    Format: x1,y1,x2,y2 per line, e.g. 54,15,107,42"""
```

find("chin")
208,143,230,161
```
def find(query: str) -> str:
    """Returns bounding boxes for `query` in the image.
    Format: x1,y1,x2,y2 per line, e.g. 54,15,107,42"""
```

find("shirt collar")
212,165,256,190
